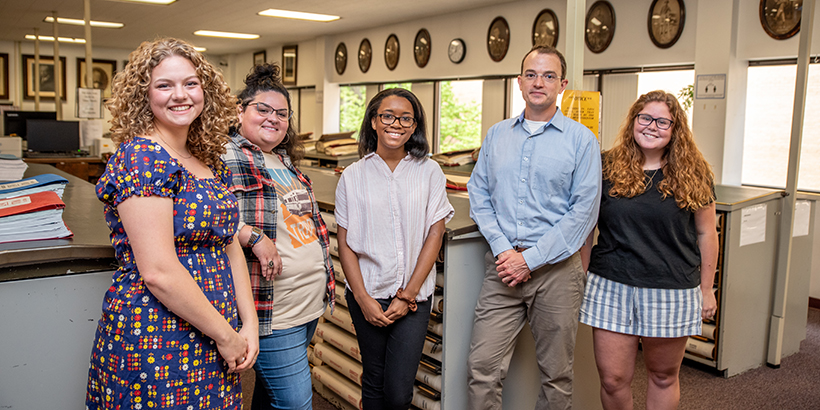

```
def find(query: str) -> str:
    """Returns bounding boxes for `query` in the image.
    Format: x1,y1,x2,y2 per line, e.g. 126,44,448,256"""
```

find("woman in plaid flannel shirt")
222,63,335,410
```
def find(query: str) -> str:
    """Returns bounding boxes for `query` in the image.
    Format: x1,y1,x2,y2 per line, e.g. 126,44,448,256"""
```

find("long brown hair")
107,38,235,167
604,90,714,211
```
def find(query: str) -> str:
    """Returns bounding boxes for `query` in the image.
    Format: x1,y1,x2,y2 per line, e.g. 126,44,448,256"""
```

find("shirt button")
518,221,523,226
519,200,524,204
524,157,529,161
521,178,526,182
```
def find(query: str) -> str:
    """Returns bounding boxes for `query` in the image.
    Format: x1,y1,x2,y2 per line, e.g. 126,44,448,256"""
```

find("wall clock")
448,38,466,64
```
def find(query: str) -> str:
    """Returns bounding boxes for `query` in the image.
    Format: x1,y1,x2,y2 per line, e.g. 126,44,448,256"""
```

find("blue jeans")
346,291,431,410
252,319,319,410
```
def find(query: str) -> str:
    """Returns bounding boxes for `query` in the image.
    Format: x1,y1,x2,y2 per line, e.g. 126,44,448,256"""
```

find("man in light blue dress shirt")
466,45,602,409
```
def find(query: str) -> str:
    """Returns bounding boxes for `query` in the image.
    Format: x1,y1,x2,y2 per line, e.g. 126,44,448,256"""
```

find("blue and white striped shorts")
579,272,702,338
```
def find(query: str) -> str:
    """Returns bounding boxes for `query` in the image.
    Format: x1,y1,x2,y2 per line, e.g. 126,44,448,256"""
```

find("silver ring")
268,261,274,268
240,357,245,363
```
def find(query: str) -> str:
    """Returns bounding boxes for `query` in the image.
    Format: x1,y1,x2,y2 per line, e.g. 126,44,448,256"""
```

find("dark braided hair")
236,63,303,162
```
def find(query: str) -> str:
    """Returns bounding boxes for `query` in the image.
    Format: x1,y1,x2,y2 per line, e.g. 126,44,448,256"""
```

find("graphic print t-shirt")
263,152,326,328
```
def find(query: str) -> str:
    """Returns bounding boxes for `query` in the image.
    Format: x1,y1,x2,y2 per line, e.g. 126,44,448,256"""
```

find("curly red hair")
604,90,714,211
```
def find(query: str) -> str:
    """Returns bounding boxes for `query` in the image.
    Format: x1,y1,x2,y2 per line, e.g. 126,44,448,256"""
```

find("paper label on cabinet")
740,203,766,247
793,200,811,237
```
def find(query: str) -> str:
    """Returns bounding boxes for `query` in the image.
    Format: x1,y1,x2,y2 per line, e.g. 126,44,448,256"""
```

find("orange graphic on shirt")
280,202,318,248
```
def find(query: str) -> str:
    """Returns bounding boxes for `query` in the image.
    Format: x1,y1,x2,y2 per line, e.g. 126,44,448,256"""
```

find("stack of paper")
431,149,476,166
0,174,69,200
0,154,28,181
0,191,73,243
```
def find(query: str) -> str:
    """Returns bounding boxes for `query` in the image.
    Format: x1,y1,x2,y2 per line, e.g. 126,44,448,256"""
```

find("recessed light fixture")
194,30,259,40
25,35,87,44
257,9,340,22
194,47,207,52
44,16,124,28
106,0,177,5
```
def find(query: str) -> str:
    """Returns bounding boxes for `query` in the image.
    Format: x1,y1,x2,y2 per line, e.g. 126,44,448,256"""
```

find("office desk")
24,156,106,183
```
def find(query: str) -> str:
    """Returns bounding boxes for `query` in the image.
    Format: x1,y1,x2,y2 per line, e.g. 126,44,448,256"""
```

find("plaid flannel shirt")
223,131,335,335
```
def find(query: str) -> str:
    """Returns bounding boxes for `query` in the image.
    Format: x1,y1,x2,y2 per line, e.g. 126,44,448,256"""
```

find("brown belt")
514,246,529,252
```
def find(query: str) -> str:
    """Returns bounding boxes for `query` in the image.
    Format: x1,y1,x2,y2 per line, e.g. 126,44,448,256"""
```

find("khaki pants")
467,251,586,410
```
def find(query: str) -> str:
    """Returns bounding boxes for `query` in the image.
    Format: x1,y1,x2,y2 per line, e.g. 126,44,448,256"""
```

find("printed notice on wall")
561,90,600,140
793,200,811,237
77,88,103,119
740,203,767,247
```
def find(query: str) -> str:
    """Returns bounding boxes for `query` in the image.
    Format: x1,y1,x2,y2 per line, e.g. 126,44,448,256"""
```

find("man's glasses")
635,114,674,130
521,72,561,83
377,113,416,128
248,102,292,121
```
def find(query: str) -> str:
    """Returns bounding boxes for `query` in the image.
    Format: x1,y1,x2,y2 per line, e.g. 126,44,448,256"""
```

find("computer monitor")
25,119,80,154
2,111,57,138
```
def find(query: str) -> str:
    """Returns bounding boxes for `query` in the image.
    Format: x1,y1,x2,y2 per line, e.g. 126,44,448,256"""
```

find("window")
383,83,412,91
339,85,366,139
637,70,694,127
439,80,482,152
743,64,820,190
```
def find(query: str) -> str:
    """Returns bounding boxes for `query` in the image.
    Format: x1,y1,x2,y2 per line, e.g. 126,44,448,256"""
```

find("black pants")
345,291,431,410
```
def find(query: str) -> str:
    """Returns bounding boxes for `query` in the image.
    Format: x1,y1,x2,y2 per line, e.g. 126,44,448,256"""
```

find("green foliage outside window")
439,81,481,152
383,83,412,91
339,86,366,139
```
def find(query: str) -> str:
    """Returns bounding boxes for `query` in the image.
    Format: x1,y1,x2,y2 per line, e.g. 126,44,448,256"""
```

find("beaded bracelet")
395,288,418,312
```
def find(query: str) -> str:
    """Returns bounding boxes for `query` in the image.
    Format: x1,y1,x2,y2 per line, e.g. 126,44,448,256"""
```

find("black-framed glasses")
635,113,674,130
377,113,416,128
522,71,562,83
248,102,292,121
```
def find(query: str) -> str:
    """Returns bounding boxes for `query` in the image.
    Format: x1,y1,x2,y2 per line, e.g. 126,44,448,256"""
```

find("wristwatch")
246,226,263,247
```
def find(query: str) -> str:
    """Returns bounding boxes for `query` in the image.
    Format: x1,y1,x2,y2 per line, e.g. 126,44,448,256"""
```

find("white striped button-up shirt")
335,153,454,301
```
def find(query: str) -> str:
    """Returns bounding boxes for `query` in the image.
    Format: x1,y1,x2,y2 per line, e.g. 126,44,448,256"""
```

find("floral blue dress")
86,137,243,410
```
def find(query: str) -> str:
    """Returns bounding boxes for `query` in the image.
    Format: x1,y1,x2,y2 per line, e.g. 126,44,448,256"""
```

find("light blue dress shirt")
467,109,602,271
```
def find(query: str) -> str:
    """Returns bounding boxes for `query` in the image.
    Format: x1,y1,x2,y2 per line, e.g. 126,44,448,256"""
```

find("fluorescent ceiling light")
194,30,259,40
194,47,207,52
44,16,124,28
257,9,340,22
25,35,86,44
106,0,177,5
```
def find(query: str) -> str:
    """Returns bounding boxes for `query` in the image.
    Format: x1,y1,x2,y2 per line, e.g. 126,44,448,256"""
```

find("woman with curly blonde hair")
579,90,718,410
86,38,258,410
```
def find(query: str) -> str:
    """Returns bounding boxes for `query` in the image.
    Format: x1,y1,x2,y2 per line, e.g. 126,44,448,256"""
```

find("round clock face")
358,39,372,73
334,43,347,75
384,34,400,71
448,38,465,64
414,29,431,68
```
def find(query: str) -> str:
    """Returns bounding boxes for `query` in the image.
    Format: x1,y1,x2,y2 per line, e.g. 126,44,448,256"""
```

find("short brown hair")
521,45,567,79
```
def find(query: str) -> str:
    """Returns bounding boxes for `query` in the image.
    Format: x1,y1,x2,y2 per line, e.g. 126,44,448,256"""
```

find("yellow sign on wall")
561,90,601,140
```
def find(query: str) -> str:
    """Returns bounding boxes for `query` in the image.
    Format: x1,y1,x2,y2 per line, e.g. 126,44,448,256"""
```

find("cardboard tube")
412,386,442,410
701,323,717,340
323,305,357,335
314,343,363,386
313,365,362,410
686,337,716,359
316,322,362,362
415,365,442,391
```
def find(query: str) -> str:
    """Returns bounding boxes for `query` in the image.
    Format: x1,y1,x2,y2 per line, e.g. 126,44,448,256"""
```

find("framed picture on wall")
282,45,297,86
335,43,347,75
759,0,802,40
0,53,8,100
532,9,559,47
77,59,117,99
487,16,510,62
385,34,400,71
359,39,372,73
648,0,686,48
585,1,616,53
414,29,431,68
253,50,266,66
23,55,67,100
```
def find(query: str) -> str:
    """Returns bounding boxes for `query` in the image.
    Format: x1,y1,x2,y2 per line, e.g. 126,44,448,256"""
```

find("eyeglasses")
377,113,416,128
635,114,674,130
522,72,562,83
248,102,292,121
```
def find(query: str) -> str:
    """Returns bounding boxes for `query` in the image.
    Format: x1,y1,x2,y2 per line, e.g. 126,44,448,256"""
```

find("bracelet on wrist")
395,288,418,312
